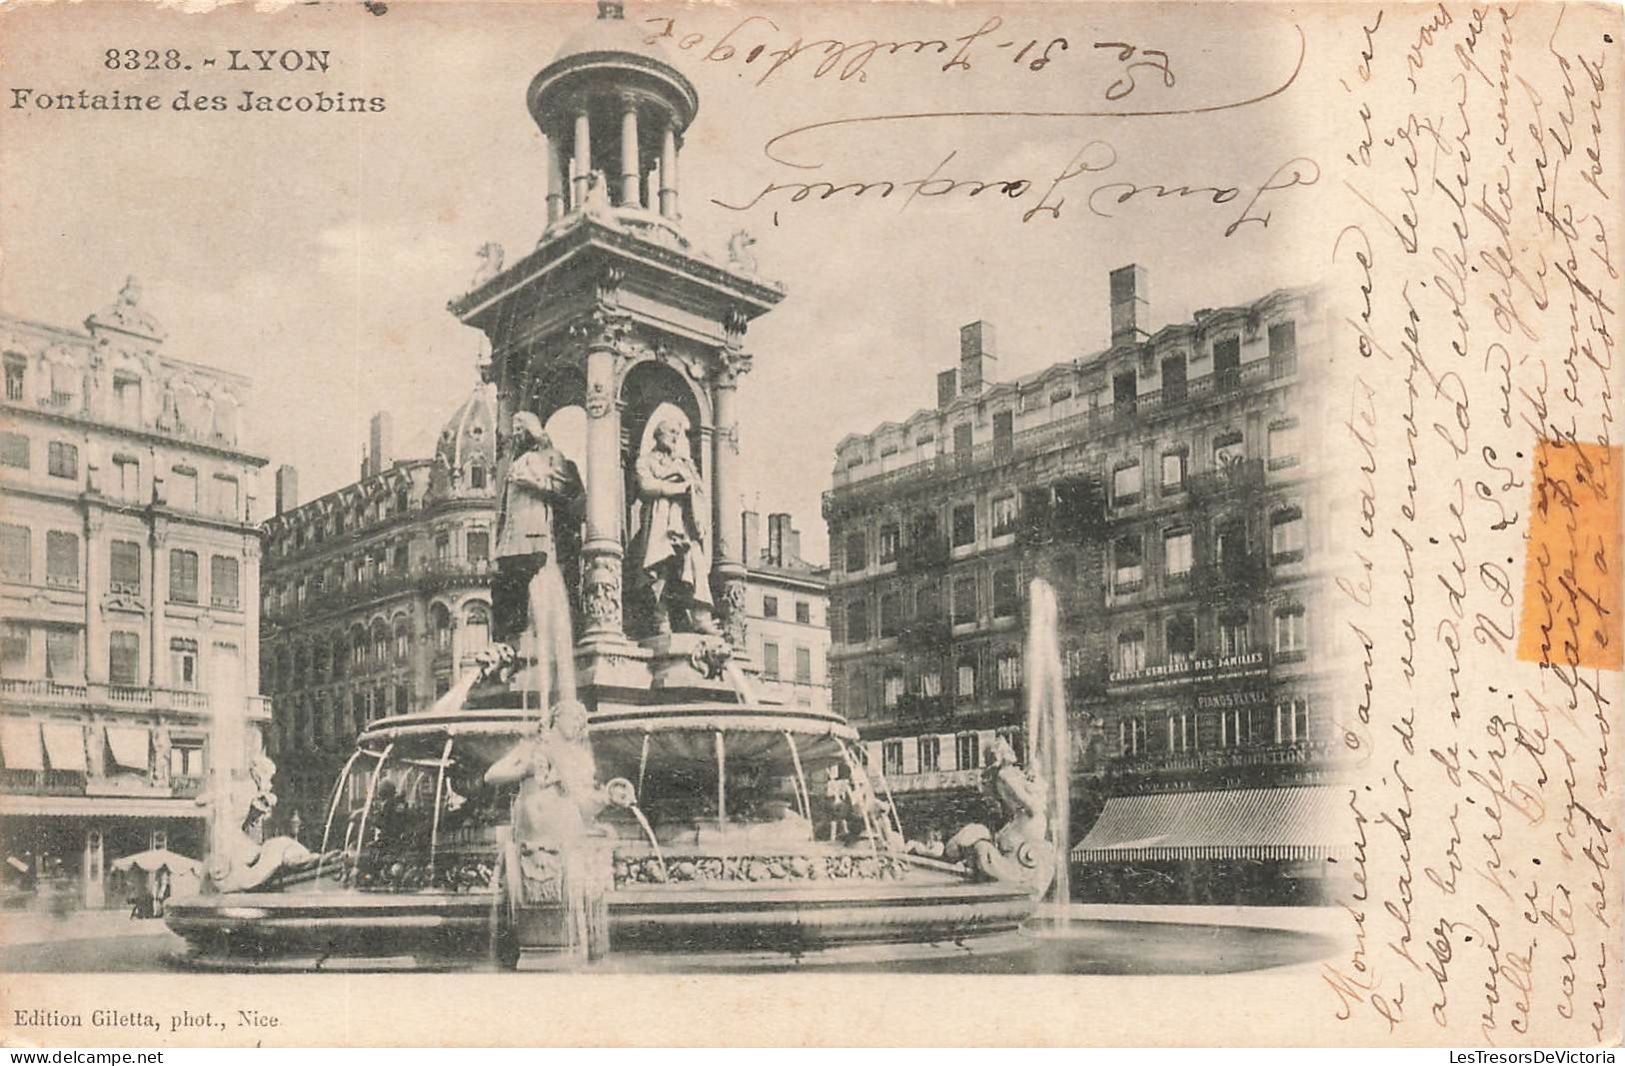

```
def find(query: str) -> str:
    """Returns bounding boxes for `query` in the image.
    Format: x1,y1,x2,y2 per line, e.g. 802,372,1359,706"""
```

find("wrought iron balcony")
893,693,953,724
1191,552,1268,594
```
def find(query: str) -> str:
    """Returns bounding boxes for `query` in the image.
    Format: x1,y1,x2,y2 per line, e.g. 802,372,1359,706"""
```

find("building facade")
742,511,829,712
0,280,269,908
259,387,500,837
825,266,1340,900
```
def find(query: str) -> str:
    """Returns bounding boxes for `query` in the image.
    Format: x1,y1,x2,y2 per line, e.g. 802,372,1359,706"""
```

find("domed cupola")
527,0,697,239
435,381,499,494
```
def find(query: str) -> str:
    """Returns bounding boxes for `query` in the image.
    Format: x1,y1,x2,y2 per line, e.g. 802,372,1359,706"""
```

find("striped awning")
0,718,45,771
105,726,152,771
1071,785,1350,863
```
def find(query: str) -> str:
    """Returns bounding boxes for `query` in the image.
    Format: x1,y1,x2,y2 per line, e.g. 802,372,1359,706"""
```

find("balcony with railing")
266,557,494,622
1191,552,1268,596
1187,457,1266,502
893,693,954,725
0,677,272,718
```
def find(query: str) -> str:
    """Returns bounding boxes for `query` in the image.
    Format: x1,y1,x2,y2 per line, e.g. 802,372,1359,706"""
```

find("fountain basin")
166,703,1036,968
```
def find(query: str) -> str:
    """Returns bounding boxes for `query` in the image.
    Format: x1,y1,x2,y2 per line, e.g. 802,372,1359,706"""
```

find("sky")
0,1,1335,563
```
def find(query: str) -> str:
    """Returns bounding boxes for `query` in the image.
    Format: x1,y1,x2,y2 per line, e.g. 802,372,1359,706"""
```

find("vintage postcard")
0,0,1620,1048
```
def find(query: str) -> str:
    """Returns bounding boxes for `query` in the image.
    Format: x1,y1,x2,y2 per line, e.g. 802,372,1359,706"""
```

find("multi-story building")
825,265,1340,900
259,387,500,837
741,511,828,712
0,279,269,908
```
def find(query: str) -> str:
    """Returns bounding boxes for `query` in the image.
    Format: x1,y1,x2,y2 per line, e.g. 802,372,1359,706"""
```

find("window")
2,622,28,675
956,658,977,699
393,544,410,571
113,374,142,424
878,523,900,564
996,649,1022,692
844,531,867,573
1213,336,1242,383
1166,614,1196,666
1163,528,1193,578
109,540,141,594
1213,429,1245,468
0,432,27,469
1270,508,1306,562
395,683,410,716
1269,321,1298,375
470,466,487,490
795,600,811,625
168,549,199,603
1268,421,1301,469
432,605,452,651
114,456,140,502
1215,518,1248,566
883,669,904,708
45,531,78,588
918,735,941,772
794,646,812,683
1275,697,1310,743
916,582,942,622
951,503,976,547
845,601,870,644
467,531,490,563
762,595,779,619
1113,369,1137,412
1161,450,1187,491
47,442,77,480
991,495,1017,537
213,475,239,520
1219,611,1251,656
1168,713,1195,752
956,732,980,770
170,740,204,778
372,623,389,663
952,575,977,625
1116,630,1146,673
879,591,901,638
1112,463,1142,506
920,667,943,698
1161,353,1188,402
109,631,140,686
44,627,80,680
4,355,23,401
1219,707,1249,747
169,467,198,510
1275,606,1308,656
881,740,904,777
953,422,973,454
992,568,1019,618
1113,535,1143,593
170,638,199,689
761,641,780,679
1118,717,1146,756
2,525,30,581
435,533,450,561
993,410,1014,452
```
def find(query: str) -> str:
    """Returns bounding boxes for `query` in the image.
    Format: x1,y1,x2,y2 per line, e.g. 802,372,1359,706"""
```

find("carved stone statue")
470,242,505,290
492,411,583,651
727,230,759,274
199,747,316,894
631,415,718,636
945,736,1056,896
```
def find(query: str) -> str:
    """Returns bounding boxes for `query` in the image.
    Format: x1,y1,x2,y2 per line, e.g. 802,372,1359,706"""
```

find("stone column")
580,336,625,643
545,132,567,222
711,352,749,649
658,122,678,219
572,109,592,207
150,523,168,688
619,98,641,208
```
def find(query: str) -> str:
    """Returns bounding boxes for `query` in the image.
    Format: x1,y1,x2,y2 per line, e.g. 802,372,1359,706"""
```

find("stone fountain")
164,2,1068,970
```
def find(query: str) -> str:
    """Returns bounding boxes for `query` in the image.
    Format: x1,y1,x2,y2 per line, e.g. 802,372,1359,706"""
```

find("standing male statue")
632,415,719,636
494,412,583,698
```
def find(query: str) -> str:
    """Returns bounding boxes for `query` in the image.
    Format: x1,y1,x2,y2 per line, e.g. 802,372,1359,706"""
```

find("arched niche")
529,363,586,429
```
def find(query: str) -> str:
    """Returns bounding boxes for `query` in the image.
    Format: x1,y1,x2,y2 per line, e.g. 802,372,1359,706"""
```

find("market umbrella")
109,849,200,875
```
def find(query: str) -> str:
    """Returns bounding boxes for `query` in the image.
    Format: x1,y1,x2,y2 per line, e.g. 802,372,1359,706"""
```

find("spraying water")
1023,578,1071,923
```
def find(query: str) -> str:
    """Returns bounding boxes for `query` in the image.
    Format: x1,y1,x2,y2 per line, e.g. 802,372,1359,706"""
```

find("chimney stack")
742,510,761,567
958,321,997,394
768,513,792,567
368,412,395,477
785,525,801,566
936,369,959,409
274,465,299,515
1109,264,1150,347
